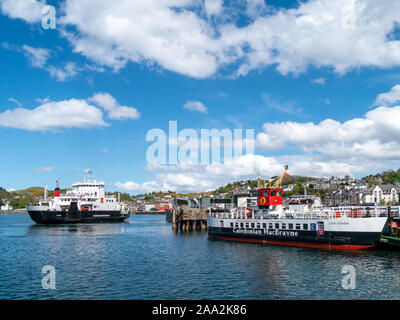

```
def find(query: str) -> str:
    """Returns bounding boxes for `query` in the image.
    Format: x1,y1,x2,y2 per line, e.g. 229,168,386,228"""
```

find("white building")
0,203,13,211
359,185,399,205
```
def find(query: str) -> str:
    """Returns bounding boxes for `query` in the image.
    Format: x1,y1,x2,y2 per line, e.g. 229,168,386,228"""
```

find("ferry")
207,166,388,250
26,169,130,224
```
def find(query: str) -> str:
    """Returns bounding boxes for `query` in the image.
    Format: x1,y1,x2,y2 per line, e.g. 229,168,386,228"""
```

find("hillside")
2,168,400,208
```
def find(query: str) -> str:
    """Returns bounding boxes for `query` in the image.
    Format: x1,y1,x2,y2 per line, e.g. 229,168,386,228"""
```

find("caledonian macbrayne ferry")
26,169,129,224
207,166,388,250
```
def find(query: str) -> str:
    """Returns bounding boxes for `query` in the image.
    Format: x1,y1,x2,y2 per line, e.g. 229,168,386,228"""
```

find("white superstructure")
32,169,122,212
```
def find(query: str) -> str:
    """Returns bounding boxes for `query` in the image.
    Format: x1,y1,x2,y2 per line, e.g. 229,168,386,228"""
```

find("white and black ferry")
26,169,129,224
207,167,388,250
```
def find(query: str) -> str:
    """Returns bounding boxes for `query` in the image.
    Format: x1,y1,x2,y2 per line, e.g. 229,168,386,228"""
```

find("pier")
171,208,207,232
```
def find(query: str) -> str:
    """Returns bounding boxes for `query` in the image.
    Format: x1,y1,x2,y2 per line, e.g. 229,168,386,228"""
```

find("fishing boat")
26,169,129,224
207,166,388,250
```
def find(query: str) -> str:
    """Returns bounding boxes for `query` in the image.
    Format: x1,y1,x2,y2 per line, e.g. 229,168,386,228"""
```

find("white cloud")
311,78,327,85
262,94,302,115
204,0,223,17
4,0,400,79
47,62,80,81
115,180,174,193
0,0,45,23
116,153,380,193
256,103,400,161
0,93,139,131
8,98,22,108
183,100,208,113
60,0,221,78
374,84,400,106
88,92,141,120
34,166,56,173
22,45,51,68
0,98,107,131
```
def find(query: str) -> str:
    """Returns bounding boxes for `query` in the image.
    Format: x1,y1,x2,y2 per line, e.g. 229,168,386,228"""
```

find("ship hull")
27,209,130,224
207,217,387,250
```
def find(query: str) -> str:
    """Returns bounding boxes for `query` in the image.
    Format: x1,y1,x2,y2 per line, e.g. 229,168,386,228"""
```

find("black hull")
28,210,130,224
208,226,382,250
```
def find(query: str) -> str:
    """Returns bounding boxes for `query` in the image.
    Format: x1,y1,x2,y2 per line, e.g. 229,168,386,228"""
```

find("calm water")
1,213,400,300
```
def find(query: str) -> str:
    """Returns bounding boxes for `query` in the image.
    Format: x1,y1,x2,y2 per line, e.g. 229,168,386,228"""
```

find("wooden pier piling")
172,208,207,233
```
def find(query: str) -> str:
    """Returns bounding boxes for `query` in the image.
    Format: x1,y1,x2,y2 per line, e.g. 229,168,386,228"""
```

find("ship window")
245,223,249,228
275,223,279,229
281,223,286,229
262,223,266,228
288,223,293,230
303,224,308,230
230,222,234,228
240,223,244,228
257,223,260,229
235,223,239,228
269,223,273,229
277,191,282,196
296,224,301,230
251,223,255,228
271,191,276,196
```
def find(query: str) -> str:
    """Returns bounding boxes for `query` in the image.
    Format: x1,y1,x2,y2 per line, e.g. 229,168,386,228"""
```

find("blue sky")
1,0,400,193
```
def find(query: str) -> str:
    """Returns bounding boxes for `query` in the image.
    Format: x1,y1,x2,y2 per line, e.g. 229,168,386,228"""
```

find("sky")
2,0,400,193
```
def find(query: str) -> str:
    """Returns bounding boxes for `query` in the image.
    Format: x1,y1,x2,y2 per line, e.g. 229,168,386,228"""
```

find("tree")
293,183,304,195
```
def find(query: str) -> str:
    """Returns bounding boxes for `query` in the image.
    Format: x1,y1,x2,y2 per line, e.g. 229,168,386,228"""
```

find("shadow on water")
26,221,134,237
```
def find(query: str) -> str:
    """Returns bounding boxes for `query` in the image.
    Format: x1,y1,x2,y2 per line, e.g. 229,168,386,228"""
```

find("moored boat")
26,169,129,224
207,166,388,250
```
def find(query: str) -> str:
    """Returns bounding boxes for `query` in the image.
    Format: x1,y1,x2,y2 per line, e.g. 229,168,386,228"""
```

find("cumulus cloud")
0,98,107,131
204,0,224,17
0,0,45,23
115,153,379,193
88,92,141,120
0,93,140,131
183,100,208,114
256,104,400,161
374,84,400,106
4,0,400,79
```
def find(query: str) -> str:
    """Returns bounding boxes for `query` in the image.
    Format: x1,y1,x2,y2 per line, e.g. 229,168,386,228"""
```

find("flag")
285,173,291,177
391,222,398,228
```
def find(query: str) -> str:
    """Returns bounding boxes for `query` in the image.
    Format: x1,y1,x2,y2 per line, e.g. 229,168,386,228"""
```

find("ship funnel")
54,180,60,197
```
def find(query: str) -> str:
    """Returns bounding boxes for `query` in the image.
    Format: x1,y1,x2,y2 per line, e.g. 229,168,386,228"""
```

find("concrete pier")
172,208,207,233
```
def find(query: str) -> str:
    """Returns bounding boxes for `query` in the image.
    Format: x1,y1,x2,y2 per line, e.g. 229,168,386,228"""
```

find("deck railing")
209,206,397,220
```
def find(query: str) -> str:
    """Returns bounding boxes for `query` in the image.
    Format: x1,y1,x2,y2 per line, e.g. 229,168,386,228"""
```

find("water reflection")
26,221,133,237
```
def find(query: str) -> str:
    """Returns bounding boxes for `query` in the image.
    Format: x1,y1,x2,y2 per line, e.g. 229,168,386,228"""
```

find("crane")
258,165,289,189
